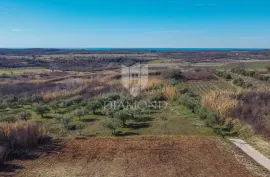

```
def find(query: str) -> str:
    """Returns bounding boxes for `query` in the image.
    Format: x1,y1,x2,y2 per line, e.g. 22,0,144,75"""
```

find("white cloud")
11,29,21,32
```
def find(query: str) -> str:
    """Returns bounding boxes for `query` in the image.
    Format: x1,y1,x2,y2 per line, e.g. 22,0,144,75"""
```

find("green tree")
74,108,86,120
0,102,7,111
265,65,270,72
17,111,32,121
49,101,58,113
114,109,134,127
34,104,50,118
102,118,121,135
162,69,183,80
88,100,102,114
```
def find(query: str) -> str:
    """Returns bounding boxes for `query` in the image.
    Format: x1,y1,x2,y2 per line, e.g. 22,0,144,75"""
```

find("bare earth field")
1,136,268,177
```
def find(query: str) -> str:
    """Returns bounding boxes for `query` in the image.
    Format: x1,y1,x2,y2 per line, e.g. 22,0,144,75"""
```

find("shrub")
265,66,270,72
34,104,50,118
149,92,166,102
49,101,59,113
0,121,46,162
17,111,32,121
88,100,102,114
196,106,208,120
167,79,179,86
114,109,134,127
233,92,270,138
0,102,8,111
162,69,183,80
263,76,270,82
102,118,121,135
0,115,17,123
233,78,245,87
179,94,200,113
205,111,220,127
74,108,86,120
67,122,86,131
106,94,121,101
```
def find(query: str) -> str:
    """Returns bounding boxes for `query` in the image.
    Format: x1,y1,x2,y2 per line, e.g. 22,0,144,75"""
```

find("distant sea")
82,48,268,51
3,48,269,51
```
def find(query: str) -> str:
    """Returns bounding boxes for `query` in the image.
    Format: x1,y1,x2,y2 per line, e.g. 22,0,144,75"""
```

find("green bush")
179,94,200,113
34,104,50,118
114,109,134,127
102,118,121,135
106,94,121,101
168,79,179,86
55,115,72,127
196,106,208,120
205,111,220,128
149,93,165,102
88,100,102,114
67,122,86,131
74,108,86,120
0,102,8,111
0,115,17,123
162,69,183,80
266,66,270,72
17,111,32,121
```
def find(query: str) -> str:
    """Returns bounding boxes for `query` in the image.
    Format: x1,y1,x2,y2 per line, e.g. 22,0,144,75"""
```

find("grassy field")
220,60,270,70
0,67,50,75
25,102,215,138
178,79,236,93
1,64,270,177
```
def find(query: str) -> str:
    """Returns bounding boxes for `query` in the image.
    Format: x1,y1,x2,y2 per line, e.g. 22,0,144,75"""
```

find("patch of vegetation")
231,68,270,83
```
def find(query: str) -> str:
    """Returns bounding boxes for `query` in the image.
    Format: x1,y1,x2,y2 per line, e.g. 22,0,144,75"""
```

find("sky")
0,0,270,48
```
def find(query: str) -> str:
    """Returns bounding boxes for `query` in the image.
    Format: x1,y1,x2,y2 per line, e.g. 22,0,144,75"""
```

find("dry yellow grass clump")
0,121,45,149
146,78,177,100
146,78,162,89
42,85,88,102
201,91,238,118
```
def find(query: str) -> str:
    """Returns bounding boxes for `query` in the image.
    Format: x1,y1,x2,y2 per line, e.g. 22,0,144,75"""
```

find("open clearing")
2,136,269,177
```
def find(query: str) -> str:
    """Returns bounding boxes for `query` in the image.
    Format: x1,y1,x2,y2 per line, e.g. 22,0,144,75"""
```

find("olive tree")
74,108,86,120
102,118,121,135
17,111,32,121
34,104,50,118
88,100,102,114
114,109,134,127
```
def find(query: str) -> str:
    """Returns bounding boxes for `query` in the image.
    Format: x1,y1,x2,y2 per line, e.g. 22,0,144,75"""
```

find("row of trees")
232,78,253,89
213,70,232,80
178,88,236,136
0,110,32,123
231,68,270,82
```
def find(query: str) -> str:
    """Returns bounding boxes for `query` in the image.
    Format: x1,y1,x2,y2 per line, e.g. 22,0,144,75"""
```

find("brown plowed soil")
1,136,266,177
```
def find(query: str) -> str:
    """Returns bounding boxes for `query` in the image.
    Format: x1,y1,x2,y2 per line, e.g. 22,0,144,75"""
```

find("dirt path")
230,139,270,171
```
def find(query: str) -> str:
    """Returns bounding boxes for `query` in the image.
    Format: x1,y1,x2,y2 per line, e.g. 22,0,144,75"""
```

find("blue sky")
0,0,269,48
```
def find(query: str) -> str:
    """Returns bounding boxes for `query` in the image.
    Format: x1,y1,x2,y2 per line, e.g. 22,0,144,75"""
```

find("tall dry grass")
0,121,46,150
201,91,238,118
146,78,177,100
42,85,88,102
42,79,106,101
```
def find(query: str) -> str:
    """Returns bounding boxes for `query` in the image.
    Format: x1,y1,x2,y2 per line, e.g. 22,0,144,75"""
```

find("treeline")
233,92,270,138
213,70,253,89
1,49,270,62
213,70,232,80
231,68,270,82
177,88,237,137
160,50,270,62
0,57,148,72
